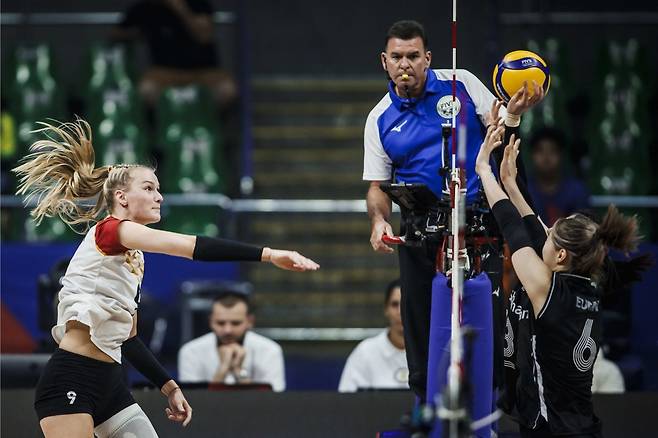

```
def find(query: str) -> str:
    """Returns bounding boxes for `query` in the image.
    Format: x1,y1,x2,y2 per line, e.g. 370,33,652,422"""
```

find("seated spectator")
592,349,625,394
111,0,237,109
178,292,285,391
527,127,590,226
338,279,408,392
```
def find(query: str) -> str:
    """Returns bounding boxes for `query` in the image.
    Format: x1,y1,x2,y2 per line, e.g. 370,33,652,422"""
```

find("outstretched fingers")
291,253,320,271
528,80,544,105
487,99,503,127
502,141,518,180
486,124,505,151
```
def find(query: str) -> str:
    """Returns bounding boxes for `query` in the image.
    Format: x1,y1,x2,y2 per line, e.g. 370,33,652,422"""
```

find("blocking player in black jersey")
474,110,647,437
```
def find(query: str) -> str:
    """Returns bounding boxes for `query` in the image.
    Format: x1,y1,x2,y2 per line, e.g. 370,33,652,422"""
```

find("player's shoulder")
95,216,131,256
554,272,596,290
539,272,599,319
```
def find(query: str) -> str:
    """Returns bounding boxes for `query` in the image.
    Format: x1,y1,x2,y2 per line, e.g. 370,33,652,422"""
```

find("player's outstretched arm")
117,221,319,271
499,135,533,218
499,138,547,255
476,126,552,315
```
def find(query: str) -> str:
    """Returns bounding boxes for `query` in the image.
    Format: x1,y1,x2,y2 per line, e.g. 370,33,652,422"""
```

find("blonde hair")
12,119,150,234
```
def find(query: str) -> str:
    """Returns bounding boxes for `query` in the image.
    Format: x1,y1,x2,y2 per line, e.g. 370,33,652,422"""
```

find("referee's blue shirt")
363,69,504,203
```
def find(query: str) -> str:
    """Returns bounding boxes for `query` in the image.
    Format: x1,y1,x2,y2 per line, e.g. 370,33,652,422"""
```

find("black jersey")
505,272,603,435
498,213,547,415
498,285,534,419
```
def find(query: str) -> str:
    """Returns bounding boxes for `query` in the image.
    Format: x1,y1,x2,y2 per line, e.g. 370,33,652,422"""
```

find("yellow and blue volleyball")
492,50,550,103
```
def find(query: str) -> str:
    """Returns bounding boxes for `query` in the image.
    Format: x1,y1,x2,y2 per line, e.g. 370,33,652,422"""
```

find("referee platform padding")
1,389,655,437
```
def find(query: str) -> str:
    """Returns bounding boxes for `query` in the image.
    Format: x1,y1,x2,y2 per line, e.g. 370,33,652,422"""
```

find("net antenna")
437,0,469,436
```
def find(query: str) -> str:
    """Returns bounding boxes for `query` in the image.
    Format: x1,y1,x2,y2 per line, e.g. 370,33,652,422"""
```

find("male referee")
363,20,542,402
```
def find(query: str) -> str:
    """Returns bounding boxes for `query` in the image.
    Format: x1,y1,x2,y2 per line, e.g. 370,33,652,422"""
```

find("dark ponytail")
552,205,646,287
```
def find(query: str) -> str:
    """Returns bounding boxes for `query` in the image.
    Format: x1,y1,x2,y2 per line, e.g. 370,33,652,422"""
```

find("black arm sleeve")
121,336,171,389
522,214,547,256
491,123,536,211
491,199,533,254
193,236,263,262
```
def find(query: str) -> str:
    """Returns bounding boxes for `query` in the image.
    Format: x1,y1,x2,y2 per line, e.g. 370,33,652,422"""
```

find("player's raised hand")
507,80,545,116
475,124,505,176
485,99,504,128
500,134,521,186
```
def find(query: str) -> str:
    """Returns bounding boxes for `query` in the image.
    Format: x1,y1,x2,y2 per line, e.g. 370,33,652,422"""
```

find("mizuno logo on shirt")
391,120,408,132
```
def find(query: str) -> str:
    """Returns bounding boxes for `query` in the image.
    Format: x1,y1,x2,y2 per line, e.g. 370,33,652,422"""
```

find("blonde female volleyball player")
475,120,645,437
13,119,319,438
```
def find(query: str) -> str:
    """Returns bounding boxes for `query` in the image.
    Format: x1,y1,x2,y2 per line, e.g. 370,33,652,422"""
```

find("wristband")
505,113,521,127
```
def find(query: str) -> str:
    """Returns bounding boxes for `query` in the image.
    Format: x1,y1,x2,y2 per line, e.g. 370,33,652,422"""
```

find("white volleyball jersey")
52,216,144,363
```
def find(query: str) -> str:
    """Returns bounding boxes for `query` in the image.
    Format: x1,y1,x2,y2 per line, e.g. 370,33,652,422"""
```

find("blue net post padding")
427,272,494,438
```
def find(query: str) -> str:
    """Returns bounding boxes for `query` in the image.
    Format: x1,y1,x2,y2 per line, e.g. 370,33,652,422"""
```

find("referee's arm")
367,181,394,254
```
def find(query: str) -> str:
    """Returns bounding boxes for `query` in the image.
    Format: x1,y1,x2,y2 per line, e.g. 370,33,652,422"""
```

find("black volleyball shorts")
34,348,135,426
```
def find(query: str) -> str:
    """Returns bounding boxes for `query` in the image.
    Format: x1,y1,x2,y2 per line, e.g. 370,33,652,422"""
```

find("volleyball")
492,50,550,103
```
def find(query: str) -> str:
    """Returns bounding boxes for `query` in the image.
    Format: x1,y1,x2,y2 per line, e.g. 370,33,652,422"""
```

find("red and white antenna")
444,0,468,436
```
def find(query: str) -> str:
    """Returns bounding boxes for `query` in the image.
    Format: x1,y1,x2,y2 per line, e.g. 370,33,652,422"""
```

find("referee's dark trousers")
398,234,439,402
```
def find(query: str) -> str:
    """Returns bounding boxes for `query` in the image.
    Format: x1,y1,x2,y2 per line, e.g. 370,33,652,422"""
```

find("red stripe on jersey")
95,216,129,255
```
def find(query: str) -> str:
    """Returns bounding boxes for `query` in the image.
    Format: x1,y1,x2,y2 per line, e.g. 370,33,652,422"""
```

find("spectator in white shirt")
592,349,625,394
178,292,285,391
338,279,408,392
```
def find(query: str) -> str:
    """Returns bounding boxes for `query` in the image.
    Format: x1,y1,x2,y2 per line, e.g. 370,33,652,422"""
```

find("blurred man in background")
527,127,590,225
178,292,285,391
338,279,408,392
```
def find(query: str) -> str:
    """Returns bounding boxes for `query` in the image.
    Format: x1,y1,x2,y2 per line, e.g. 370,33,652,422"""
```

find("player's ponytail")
552,205,647,288
596,205,651,293
597,205,640,254
12,119,146,233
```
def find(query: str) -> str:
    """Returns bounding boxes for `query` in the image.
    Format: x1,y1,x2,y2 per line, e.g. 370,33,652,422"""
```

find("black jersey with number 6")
523,272,602,435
